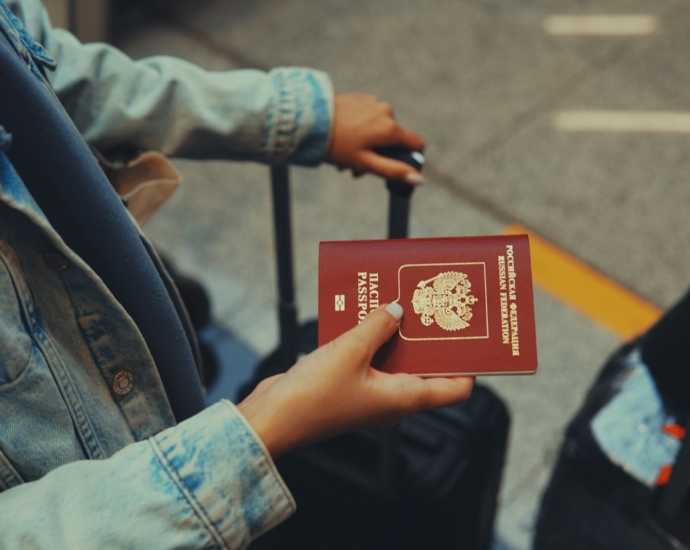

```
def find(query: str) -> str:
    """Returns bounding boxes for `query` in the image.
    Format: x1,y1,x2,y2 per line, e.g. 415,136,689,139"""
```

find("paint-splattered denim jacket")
0,0,333,547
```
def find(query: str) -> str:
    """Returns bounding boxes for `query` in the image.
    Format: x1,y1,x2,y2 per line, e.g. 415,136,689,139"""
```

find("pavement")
46,0,690,547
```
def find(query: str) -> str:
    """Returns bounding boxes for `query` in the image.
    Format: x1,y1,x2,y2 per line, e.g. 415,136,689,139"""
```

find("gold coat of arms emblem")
412,271,478,331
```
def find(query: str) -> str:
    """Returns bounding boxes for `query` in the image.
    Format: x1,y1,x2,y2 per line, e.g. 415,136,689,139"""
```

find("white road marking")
543,15,659,36
552,111,690,133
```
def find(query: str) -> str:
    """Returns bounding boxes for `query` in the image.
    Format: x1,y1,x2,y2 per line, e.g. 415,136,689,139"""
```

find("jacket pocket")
0,242,33,386
0,240,89,482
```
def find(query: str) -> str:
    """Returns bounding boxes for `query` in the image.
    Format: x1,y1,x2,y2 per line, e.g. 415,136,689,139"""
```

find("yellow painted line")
503,224,662,340
543,15,659,36
553,111,690,133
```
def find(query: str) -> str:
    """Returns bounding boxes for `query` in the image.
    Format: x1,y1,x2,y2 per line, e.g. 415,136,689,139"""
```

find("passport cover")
318,235,537,376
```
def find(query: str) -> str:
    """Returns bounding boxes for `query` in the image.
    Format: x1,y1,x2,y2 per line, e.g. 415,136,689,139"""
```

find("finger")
416,376,475,410
358,151,423,184
353,92,380,103
347,303,404,361
378,101,395,118
394,126,425,153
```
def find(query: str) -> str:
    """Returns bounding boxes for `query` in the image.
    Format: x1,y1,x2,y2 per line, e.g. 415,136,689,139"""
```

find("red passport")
318,235,537,376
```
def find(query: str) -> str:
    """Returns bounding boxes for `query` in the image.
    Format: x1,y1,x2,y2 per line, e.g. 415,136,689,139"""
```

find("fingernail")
404,172,423,185
385,302,404,322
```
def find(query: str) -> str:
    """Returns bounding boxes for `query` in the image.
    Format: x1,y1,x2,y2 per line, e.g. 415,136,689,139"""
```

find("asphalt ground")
45,0,690,547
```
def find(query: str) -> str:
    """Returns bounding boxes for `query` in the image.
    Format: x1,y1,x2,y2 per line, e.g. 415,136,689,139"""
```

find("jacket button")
112,370,135,396
43,250,69,272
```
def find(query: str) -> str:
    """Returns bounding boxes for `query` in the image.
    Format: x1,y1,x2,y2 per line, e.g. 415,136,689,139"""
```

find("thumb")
349,303,404,360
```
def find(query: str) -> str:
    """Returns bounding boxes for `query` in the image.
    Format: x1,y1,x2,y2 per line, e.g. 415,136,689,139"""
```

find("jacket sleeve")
0,400,296,549
7,0,334,166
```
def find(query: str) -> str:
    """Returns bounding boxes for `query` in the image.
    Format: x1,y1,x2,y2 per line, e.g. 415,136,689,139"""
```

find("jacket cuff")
266,67,334,166
150,400,295,549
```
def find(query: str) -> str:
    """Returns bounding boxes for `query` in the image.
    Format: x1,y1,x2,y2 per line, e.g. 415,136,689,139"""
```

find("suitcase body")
244,150,510,549
252,383,509,549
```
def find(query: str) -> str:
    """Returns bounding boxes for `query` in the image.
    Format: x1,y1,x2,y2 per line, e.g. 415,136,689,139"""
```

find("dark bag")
254,385,509,550
533,343,690,550
244,150,511,549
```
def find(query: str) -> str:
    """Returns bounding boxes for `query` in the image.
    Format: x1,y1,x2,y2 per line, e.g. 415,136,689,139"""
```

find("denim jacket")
5,0,333,166
0,0,333,547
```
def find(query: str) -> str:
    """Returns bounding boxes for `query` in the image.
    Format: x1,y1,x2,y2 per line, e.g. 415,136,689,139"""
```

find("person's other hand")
326,93,425,184
237,304,474,459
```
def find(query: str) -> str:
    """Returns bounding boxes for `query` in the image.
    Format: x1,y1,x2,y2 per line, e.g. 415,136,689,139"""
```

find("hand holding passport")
319,234,538,377
237,303,475,457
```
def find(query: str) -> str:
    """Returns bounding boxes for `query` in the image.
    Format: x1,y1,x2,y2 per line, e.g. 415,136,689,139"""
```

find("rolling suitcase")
244,148,511,550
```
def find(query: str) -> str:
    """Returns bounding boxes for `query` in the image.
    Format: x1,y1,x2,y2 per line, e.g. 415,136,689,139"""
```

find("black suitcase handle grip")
374,145,425,172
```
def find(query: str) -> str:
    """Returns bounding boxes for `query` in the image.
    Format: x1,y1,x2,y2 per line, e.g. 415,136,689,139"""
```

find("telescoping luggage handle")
371,147,425,492
269,147,425,372
378,146,425,239
270,148,424,493
270,165,300,372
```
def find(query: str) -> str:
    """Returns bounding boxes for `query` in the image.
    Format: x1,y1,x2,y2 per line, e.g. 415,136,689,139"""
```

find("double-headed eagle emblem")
412,271,478,331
